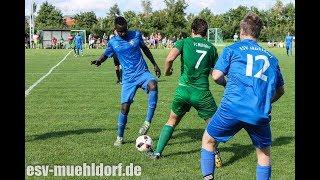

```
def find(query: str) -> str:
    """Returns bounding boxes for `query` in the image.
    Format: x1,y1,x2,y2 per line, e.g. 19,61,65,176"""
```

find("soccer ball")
135,135,152,152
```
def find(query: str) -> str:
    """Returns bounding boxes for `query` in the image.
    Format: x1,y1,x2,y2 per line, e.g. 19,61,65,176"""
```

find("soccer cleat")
145,149,160,160
215,149,222,168
139,121,150,135
113,136,123,146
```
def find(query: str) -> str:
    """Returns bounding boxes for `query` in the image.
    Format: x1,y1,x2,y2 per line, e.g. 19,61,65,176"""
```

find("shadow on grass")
162,128,293,165
220,136,294,167
26,128,114,142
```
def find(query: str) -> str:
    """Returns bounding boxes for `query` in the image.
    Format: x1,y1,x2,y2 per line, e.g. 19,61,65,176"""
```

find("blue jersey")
74,35,83,45
104,31,149,83
214,39,284,125
285,35,293,46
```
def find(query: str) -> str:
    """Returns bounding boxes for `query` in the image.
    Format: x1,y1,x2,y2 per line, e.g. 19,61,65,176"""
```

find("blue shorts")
206,109,271,148
76,44,82,50
121,72,157,104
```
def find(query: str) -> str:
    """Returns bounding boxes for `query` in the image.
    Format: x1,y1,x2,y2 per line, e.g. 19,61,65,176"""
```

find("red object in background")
67,34,73,41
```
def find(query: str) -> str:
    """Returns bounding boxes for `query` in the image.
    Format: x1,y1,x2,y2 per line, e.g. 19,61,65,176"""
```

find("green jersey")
174,37,218,90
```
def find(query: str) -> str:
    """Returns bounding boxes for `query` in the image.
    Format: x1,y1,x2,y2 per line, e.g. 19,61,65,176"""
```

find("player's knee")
256,147,271,166
121,103,131,115
202,131,216,147
115,66,120,70
148,80,158,91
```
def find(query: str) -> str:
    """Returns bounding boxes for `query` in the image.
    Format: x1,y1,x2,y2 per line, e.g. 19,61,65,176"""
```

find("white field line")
25,50,72,97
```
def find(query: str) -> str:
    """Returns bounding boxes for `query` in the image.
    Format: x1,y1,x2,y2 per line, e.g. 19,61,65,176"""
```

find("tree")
108,4,121,19
164,0,188,37
141,0,152,15
35,2,63,29
72,11,98,37
198,7,213,25
73,12,98,29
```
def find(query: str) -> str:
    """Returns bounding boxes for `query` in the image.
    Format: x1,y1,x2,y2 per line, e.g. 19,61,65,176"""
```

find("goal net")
207,28,224,46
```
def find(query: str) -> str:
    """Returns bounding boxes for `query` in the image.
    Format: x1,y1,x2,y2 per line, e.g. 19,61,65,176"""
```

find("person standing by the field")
74,32,84,57
200,12,285,180
91,16,161,146
146,18,222,168
285,32,293,56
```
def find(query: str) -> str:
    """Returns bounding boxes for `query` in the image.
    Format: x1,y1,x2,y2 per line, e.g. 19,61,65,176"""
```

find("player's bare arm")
164,48,180,76
141,45,161,77
271,86,285,103
211,69,226,87
91,53,108,67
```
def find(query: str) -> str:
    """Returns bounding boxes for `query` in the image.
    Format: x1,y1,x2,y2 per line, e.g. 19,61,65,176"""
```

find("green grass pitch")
25,45,294,179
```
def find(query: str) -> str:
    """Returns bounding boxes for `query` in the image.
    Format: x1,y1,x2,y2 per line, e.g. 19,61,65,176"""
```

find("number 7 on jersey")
195,50,207,69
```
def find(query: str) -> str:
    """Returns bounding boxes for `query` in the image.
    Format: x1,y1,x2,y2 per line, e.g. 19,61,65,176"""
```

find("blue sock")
117,112,127,137
145,90,158,123
256,165,271,180
200,148,215,177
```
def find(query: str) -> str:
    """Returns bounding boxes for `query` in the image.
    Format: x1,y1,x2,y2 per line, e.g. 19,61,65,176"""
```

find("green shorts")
171,85,217,120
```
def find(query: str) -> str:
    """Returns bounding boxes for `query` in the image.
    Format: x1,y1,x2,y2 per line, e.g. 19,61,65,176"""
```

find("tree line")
25,0,294,42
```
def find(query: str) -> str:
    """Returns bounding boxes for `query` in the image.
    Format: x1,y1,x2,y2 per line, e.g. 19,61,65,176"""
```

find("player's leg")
200,110,242,179
244,122,272,180
114,83,138,146
139,73,159,135
192,89,222,168
286,45,289,56
113,55,122,84
148,86,190,159
80,45,83,56
148,111,184,159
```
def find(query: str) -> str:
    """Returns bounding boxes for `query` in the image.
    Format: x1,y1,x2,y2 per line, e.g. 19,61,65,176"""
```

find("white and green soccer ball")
135,135,152,152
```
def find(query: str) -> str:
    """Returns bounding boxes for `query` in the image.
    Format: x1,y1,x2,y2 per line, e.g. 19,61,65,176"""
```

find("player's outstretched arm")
271,86,285,103
141,45,161,77
164,48,180,76
211,69,227,87
91,54,108,67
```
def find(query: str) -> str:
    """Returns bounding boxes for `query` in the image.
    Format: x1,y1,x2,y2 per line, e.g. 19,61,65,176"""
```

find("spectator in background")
267,40,273,48
162,37,167,48
103,33,108,45
233,33,239,42
96,38,101,49
51,37,58,49
67,33,74,49
171,36,177,45
89,34,95,49
33,32,40,49
59,36,65,49
149,34,156,48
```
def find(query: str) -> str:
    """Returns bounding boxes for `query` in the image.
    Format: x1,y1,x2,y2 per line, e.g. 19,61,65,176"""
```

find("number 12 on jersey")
246,54,270,81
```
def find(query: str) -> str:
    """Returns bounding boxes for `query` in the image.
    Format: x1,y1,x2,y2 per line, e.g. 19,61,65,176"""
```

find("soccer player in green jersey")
146,18,222,167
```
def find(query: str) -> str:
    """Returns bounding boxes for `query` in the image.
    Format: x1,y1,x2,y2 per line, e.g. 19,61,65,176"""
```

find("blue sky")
25,0,295,17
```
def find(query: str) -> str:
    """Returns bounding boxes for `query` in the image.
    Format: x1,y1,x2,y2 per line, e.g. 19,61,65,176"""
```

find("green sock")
155,124,174,155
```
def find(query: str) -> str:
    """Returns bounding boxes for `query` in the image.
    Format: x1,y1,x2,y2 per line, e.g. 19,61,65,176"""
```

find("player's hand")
165,68,173,76
154,65,161,78
91,60,102,67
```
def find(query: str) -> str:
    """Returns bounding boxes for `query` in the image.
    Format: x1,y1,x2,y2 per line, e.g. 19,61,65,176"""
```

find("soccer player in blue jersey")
200,12,285,180
285,32,294,56
74,32,83,57
91,16,161,146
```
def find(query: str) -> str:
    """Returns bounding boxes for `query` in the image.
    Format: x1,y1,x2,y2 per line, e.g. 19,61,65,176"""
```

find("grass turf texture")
25,45,294,179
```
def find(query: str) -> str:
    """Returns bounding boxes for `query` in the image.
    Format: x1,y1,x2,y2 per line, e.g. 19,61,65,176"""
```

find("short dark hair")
114,16,127,27
240,12,263,38
191,18,208,37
